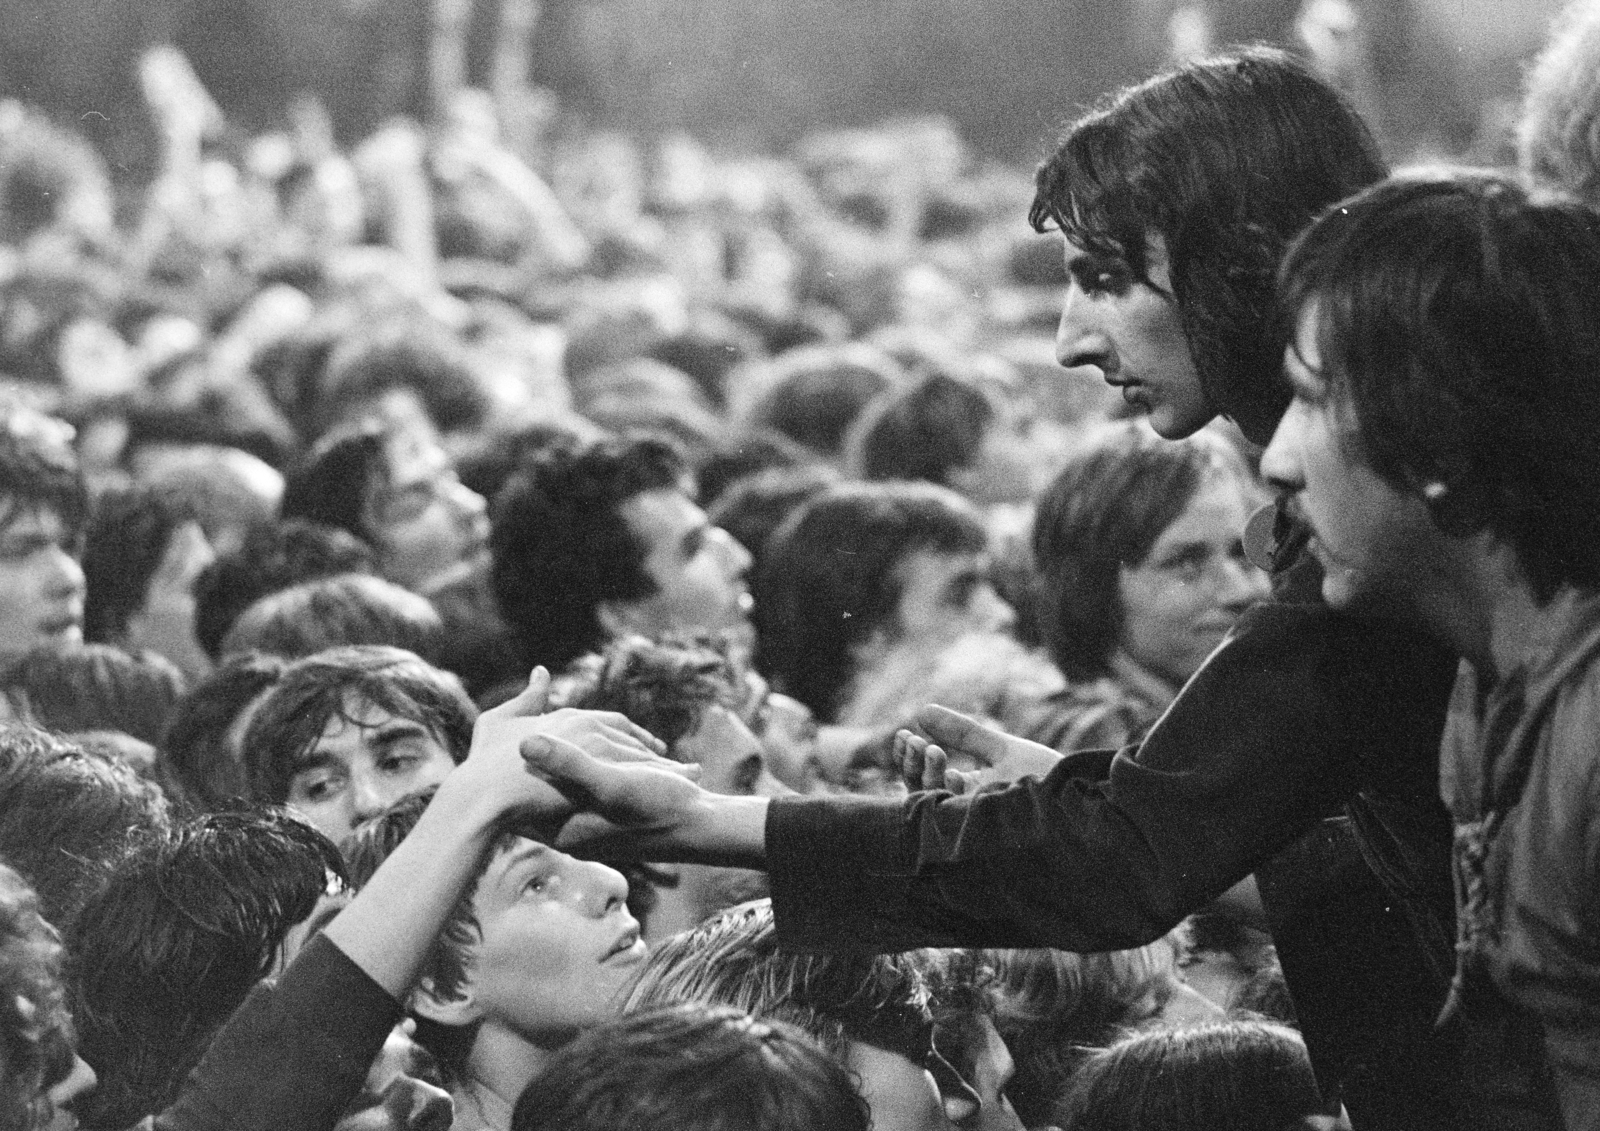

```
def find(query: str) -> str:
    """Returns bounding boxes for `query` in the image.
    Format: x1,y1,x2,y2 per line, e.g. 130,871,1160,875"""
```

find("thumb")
497,667,552,719
917,704,1004,756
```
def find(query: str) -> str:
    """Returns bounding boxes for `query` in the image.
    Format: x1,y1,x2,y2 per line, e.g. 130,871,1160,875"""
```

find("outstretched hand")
520,727,711,857
897,705,1063,793
458,668,688,836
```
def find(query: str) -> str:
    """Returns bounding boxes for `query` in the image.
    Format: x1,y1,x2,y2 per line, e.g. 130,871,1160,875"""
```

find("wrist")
679,793,769,869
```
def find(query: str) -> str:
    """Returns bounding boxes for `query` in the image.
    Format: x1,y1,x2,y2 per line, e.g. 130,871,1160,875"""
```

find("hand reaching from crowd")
896,705,1063,794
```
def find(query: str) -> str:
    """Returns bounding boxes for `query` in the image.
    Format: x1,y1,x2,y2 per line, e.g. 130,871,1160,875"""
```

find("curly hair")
559,636,744,756
1030,47,1384,442
0,862,75,1131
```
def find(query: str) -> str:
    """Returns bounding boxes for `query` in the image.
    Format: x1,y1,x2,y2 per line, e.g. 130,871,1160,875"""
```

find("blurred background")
0,0,1563,178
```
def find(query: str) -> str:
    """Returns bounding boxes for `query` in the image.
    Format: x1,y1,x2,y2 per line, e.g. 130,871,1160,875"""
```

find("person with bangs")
1015,423,1268,753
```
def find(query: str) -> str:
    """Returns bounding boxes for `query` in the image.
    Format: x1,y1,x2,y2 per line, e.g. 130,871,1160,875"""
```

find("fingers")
894,729,926,791
921,743,948,792
916,704,1006,762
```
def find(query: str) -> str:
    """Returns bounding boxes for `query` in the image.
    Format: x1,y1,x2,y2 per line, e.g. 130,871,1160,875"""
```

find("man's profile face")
674,702,782,798
1260,301,1453,617
0,505,85,664
367,431,490,597
610,488,754,641
283,695,458,842
889,550,1013,655
1054,233,1213,439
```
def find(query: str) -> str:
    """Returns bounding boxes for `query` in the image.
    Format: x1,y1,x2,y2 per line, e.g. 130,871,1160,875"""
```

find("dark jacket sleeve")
146,933,402,1131
768,602,1456,953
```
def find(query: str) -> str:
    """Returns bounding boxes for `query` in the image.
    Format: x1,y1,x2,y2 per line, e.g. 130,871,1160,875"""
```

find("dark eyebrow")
680,522,708,558
367,720,433,753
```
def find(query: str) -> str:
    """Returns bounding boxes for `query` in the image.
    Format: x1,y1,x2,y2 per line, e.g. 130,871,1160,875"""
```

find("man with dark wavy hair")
490,437,753,674
1262,169,1600,1129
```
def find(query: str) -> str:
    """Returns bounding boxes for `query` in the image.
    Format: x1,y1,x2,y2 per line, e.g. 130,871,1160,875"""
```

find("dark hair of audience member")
193,518,375,660
984,942,1190,1128
0,643,185,747
490,437,685,671
0,407,87,537
1278,170,1600,601
220,574,444,663
455,423,590,508
280,426,391,551
846,372,994,488
316,324,488,439
648,313,764,409
706,463,837,572
82,489,201,649
0,725,169,929
1031,46,1385,440
754,481,987,720
159,653,287,811
1053,1020,1325,1131
743,343,902,459
0,861,78,1131
510,1003,869,1131
1031,423,1252,681
238,646,474,807
622,899,935,1068
695,429,817,511
66,809,344,1129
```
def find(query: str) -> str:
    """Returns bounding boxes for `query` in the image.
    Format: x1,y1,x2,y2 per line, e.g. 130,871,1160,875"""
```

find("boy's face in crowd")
1116,471,1269,687
368,431,490,597
674,702,783,798
1261,302,1453,619
0,505,84,664
458,838,644,1041
284,696,458,842
1055,232,1213,440
610,488,754,641
889,550,1013,655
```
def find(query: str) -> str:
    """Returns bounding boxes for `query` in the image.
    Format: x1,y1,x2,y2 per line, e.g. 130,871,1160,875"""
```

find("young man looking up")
1261,170,1600,1129
491,437,753,673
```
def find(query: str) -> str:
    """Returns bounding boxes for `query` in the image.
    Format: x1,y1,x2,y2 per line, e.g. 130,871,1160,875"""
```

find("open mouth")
602,924,644,963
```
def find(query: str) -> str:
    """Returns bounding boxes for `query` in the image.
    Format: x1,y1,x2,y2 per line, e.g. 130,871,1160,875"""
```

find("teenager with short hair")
0,407,88,667
237,645,474,842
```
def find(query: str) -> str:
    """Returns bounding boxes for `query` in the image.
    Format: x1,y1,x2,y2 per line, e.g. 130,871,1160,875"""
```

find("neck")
461,1023,561,1130
1436,538,1544,681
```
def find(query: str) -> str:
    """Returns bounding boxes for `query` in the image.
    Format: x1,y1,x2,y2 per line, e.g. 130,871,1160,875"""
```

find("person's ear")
409,976,481,1027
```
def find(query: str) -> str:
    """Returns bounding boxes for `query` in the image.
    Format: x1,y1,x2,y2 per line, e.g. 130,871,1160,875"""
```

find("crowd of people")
3,0,1600,1128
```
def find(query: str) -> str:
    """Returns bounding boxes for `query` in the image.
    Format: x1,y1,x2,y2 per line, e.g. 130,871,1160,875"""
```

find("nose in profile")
1055,289,1114,374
